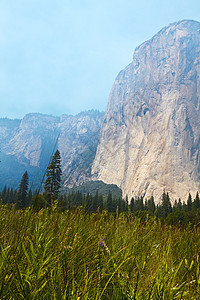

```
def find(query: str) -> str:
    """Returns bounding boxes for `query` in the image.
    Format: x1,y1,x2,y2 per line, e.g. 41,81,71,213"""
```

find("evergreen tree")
144,199,148,211
193,192,200,210
173,199,178,212
16,171,29,209
75,191,82,207
124,195,129,211
135,197,144,211
140,196,144,211
9,188,14,204
117,197,123,213
177,198,182,211
182,201,188,212
187,193,192,211
92,191,99,212
1,185,7,203
85,193,92,211
107,191,113,212
112,198,117,212
160,192,172,218
5,187,10,204
97,194,104,212
13,190,18,204
130,197,135,212
44,150,62,206
147,196,156,215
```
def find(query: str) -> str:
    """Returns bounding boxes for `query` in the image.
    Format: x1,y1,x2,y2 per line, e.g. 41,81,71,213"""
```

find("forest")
1,170,200,227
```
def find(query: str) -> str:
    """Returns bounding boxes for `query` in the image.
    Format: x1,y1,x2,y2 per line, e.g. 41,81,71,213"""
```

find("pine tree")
16,171,29,209
85,193,92,211
173,199,178,212
124,195,129,212
144,199,148,211
97,194,104,213
9,188,14,204
107,191,113,212
193,192,200,210
187,193,192,211
1,185,7,204
130,197,135,212
177,198,182,211
44,150,62,206
147,196,156,215
135,197,144,211
117,197,123,213
92,191,98,212
182,201,188,212
160,191,172,218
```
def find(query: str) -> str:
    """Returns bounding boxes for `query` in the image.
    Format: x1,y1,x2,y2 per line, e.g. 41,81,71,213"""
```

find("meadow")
0,205,200,299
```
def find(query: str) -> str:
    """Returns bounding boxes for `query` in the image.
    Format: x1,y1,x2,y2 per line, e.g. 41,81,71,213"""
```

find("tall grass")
0,205,200,299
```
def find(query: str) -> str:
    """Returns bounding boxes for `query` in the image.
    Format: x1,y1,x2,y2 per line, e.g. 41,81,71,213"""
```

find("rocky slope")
92,20,200,203
0,110,104,189
58,111,104,187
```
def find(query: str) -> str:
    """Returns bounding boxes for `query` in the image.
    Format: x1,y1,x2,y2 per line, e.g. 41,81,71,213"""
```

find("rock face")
0,111,104,189
58,111,104,187
92,20,200,203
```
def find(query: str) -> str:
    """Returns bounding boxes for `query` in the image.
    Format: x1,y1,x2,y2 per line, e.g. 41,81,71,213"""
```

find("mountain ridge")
92,19,200,203
0,110,104,190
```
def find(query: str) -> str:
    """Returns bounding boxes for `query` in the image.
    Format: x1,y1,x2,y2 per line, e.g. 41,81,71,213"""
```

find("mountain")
2,20,200,203
0,110,104,190
92,20,200,202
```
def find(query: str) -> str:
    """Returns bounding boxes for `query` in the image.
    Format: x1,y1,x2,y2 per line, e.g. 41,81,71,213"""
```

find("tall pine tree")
160,191,172,218
147,196,156,215
16,171,29,209
44,150,62,206
193,192,200,210
187,193,192,211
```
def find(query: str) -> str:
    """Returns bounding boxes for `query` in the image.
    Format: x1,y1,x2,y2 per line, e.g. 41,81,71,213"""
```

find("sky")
0,0,200,119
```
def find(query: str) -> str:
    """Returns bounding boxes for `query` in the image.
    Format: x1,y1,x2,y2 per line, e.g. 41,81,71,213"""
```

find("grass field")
0,205,200,299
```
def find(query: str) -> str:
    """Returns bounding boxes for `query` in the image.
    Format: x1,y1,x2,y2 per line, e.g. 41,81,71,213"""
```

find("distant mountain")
92,20,200,202
0,110,104,190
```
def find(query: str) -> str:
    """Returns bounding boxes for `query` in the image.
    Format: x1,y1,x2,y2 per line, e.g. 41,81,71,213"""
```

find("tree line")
1,149,200,225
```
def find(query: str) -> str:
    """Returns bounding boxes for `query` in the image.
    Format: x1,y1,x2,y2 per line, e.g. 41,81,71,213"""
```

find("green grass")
0,205,200,299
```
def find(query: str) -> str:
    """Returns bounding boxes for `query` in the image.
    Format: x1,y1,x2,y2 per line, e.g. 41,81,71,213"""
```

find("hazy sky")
0,0,200,119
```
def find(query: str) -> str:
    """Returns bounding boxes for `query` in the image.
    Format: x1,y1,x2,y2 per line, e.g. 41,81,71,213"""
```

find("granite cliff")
92,20,200,202
0,111,103,189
